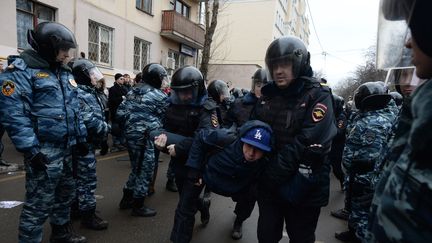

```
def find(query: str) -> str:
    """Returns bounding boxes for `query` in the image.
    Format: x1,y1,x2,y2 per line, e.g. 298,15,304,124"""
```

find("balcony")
161,10,205,49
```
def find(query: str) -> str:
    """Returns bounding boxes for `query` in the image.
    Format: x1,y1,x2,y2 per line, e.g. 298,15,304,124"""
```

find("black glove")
28,152,49,171
75,143,90,156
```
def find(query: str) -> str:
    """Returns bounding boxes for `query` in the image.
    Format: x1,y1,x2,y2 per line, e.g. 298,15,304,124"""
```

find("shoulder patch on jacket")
1,80,15,96
312,103,327,122
364,130,376,144
337,119,344,128
35,72,50,79
211,112,219,128
69,79,78,87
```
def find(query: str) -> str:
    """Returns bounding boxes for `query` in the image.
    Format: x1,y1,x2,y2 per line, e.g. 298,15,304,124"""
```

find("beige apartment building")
207,0,310,90
0,0,204,86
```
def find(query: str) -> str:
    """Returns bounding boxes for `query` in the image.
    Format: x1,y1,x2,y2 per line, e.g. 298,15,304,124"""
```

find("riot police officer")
69,58,110,230
336,81,396,242
369,0,432,242
225,68,269,128
207,79,233,127
116,63,169,217
252,36,337,243
154,66,219,243
0,22,88,243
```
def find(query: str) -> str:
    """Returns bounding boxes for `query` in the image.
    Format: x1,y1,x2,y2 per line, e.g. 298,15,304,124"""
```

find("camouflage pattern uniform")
369,80,432,242
116,83,168,198
76,84,110,211
0,123,5,157
0,50,87,243
342,101,397,241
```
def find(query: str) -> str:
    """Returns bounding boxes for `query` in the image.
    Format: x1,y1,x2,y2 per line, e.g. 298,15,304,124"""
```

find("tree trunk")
200,0,220,81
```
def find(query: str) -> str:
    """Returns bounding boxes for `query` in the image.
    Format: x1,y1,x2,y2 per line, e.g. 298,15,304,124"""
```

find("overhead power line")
306,0,324,52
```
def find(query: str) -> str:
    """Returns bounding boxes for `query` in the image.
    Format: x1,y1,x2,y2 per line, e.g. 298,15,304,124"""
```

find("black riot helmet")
170,66,206,105
68,58,103,87
207,80,230,104
354,81,392,111
332,95,345,117
27,22,77,63
141,63,168,89
265,36,311,82
251,68,269,92
230,88,244,98
390,91,403,106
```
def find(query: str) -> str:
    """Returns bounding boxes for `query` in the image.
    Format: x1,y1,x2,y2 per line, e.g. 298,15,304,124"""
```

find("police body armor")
164,105,202,138
254,78,326,151
254,78,333,206
164,99,218,163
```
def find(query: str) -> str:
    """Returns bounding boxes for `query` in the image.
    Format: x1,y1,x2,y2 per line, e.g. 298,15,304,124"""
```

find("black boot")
119,188,134,209
166,179,178,192
99,141,109,156
50,222,87,243
81,208,108,230
199,197,211,226
331,208,349,221
335,229,359,242
231,217,243,240
131,197,157,217
70,200,80,220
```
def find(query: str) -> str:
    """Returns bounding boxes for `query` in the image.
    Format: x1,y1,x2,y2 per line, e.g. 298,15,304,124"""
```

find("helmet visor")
385,66,426,96
170,86,199,105
377,0,416,69
161,76,170,89
88,67,104,86
266,53,301,83
214,81,230,102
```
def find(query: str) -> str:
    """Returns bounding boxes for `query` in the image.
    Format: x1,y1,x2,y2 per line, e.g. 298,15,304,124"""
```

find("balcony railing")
161,10,205,49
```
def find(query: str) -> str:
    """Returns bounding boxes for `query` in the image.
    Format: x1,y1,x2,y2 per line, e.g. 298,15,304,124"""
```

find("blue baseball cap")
240,127,272,152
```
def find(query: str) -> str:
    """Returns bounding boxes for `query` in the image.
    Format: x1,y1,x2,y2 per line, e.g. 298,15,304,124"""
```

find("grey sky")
307,0,380,87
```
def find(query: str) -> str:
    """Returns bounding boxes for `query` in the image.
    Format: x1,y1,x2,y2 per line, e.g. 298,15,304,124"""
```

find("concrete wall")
211,0,276,68
207,64,261,90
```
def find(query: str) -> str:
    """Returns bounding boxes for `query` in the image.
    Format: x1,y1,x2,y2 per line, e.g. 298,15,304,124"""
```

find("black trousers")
170,164,205,243
232,185,257,223
257,197,321,243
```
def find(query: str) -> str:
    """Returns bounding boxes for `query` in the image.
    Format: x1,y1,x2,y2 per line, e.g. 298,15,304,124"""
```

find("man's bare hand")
154,134,167,150
167,144,176,157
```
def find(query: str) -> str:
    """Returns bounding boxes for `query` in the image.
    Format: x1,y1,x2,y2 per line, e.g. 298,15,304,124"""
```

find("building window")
133,37,151,72
172,0,190,18
16,0,55,49
88,20,114,66
168,50,186,70
136,0,152,14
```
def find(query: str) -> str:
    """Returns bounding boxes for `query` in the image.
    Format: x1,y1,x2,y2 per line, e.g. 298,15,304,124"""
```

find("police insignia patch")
338,120,344,128
69,79,77,87
35,72,49,79
1,80,15,96
312,103,327,122
211,112,219,128
364,131,376,143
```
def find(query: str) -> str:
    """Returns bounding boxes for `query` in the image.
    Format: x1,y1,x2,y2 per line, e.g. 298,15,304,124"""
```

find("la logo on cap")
254,129,262,140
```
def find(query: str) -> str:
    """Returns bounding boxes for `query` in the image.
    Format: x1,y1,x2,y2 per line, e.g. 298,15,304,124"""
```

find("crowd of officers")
0,0,431,242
